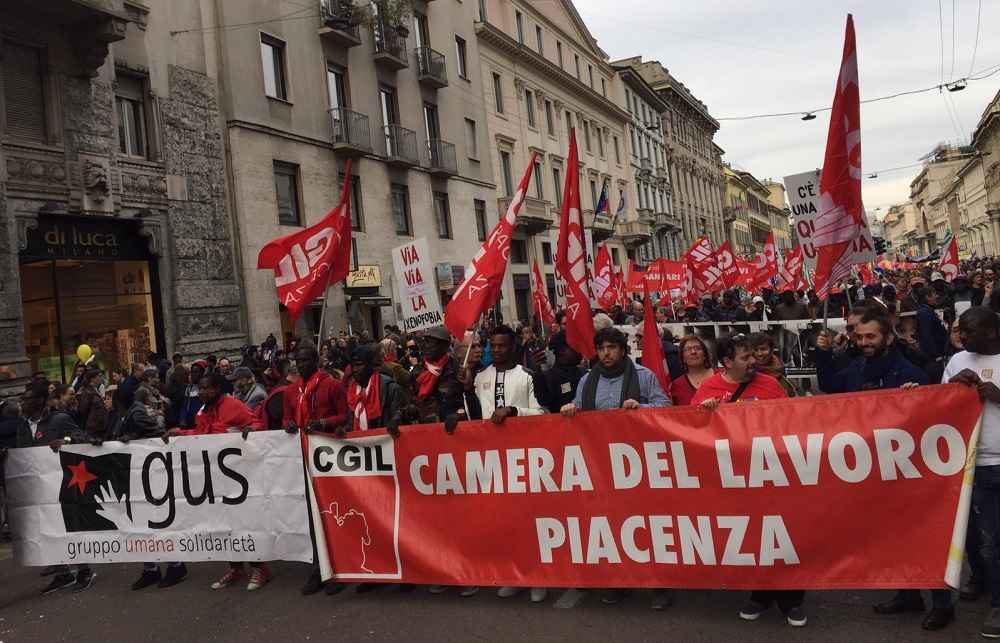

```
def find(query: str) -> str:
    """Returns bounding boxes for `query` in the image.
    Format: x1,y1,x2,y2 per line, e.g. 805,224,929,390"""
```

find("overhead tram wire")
968,0,983,77
950,0,957,81
715,60,1000,122
939,0,946,86
170,5,318,36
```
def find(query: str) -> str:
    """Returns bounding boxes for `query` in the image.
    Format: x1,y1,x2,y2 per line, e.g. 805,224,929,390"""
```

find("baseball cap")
752,296,764,304
423,326,452,342
931,271,945,282
230,366,253,381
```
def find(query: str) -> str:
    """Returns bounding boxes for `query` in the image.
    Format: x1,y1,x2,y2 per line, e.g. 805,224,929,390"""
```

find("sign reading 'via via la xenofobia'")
5,432,312,566
392,237,444,332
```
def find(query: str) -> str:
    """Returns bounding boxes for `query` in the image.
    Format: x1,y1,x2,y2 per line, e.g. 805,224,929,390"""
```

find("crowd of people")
2,258,1000,636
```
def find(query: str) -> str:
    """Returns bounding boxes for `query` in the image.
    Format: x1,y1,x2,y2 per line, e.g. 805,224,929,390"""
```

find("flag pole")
317,264,336,343
318,158,352,342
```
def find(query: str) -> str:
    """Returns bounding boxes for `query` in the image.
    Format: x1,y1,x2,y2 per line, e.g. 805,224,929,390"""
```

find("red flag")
747,233,779,292
777,246,805,293
857,262,876,286
715,241,741,289
531,260,556,327
939,235,959,282
617,262,631,309
444,153,538,338
555,131,596,359
257,159,353,321
627,259,684,293
593,245,618,310
641,279,671,394
813,15,865,299
683,237,724,294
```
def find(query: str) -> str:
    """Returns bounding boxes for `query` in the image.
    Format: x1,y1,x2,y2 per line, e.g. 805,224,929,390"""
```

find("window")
589,179,597,210
390,184,412,235
464,118,478,159
533,159,544,200
326,65,346,110
544,99,554,136
500,150,514,196
455,36,468,78
613,135,621,164
625,90,632,114
492,72,504,113
556,41,563,68
477,0,487,22
552,167,562,208
515,11,524,44
565,110,573,140
611,247,620,265
510,239,528,264
474,199,488,241
260,34,287,100
535,25,543,54
574,54,580,79
597,127,604,157
524,89,536,128
2,41,46,141
542,242,553,265
273,161,301,226
588,65,593,88
583,120,591,152
116,75,147,158
601,78,607,97
433,191,452,239
338,172,364,230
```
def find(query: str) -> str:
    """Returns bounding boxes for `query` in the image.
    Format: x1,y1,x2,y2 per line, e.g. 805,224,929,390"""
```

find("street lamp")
801,112,817,121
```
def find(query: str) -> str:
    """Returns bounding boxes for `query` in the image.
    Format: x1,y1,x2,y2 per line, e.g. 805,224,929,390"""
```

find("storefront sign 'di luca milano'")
23,216,151,262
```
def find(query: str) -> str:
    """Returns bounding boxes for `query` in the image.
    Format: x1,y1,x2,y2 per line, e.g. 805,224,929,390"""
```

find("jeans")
750,590,804,612
973,464,1000,607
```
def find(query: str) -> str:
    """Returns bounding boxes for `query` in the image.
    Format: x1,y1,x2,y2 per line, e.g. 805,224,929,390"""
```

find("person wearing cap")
743,296,767,322
232,367,267,411
411,326,476,431
343,344,404,436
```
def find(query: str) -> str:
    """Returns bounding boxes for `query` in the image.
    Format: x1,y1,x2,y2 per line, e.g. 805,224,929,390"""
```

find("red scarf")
347,374,382,431
415,354,450,400
295,370,328,427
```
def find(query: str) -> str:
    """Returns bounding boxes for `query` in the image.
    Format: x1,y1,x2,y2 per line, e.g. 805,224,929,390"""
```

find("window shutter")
2,43,46,141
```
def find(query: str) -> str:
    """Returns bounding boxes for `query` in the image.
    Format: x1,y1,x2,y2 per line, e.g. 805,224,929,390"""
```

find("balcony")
591,212,616,242
654,211,679,231
656,165,670,180
318,0,362,47
382,124,419,167
16,0,128,76
426,139,457,177
415,46,448,89
639,157,653,177
637,206,656,226
619,219,653,247
500,196,553,234
372,24,408,70
329,108,372,156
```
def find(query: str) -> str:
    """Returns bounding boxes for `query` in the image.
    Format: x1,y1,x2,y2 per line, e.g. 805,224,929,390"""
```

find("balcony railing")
501,196,553,234
619,219,653,247
415,46,448,88
383,124,419,166
427,138,457,176
372,23,408,70
639,157,653,176
329,108,372,155
318,0,362,47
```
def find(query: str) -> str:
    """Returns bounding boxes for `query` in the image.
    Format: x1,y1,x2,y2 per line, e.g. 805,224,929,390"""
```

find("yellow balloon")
76,344,93,363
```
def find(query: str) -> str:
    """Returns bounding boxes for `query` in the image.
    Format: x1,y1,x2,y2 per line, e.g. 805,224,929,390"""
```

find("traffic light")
874,236,887,255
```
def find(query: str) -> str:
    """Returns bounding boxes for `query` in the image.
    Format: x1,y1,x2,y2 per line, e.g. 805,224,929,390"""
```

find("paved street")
0,547,991,642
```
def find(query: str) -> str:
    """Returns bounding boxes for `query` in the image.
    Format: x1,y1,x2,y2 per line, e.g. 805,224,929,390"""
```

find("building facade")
628,58,726,253
972,89,1000,256
909,144,978,256
723,167,791,257
0,0,247,389
476,0,634,321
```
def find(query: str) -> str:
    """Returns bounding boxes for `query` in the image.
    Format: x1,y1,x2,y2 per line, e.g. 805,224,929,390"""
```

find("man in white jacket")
473,325,545,424
472,325,546,603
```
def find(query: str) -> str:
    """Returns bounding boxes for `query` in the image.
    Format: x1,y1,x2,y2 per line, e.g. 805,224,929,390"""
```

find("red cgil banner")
306,385,981,590
626,259,685,293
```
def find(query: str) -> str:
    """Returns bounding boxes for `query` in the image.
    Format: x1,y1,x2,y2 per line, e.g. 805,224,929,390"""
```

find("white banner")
784,169,875,271
5,432,312,566
392,237,444,332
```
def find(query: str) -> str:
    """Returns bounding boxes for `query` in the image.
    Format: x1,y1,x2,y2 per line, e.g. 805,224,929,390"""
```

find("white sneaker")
530,587,548,603
459,586,480,597
497,586,521,598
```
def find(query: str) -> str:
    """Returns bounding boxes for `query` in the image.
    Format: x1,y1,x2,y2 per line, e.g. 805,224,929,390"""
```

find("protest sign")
6,432,312,566
307,385,980,589
392,237,444,332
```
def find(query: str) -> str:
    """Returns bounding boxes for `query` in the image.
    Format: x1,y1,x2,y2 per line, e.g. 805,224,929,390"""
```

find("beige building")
211,0,497,340
477,0,634,320
723,167,791,257
909,144,978,256
0,0,247,389
629,58,727,253
973,89,1000,255
880,202,919,257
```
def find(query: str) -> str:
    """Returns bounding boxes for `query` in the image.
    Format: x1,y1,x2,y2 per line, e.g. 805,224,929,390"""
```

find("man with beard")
815,310,927,393
532,331,586,414
283,339,348,596
560,327,670,609
232,367,267,411
691,335,802,626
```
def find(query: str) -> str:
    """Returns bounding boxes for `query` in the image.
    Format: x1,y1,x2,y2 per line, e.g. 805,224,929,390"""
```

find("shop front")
19,216,164,383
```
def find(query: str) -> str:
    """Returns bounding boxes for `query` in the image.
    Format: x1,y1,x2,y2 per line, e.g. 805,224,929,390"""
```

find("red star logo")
66,461,97,495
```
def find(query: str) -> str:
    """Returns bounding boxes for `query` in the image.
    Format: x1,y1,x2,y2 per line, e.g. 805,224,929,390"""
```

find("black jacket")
116,402,163,441
17,410,85,448
533,364,587,414
349,373,405,430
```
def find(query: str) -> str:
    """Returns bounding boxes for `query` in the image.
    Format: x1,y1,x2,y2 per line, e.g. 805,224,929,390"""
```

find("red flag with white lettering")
747,233,779,293
684,237,724,295
939,235,959,282
555,131,596,359
444,153,537,338
715,242,741,290
257,160,353,321
593,245,618,310
531,259,556,327
777,246,805,293
812,15,866,299
617,262,631,309
641,280,671,395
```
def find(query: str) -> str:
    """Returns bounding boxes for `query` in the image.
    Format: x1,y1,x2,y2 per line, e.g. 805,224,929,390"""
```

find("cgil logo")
58,448,250,533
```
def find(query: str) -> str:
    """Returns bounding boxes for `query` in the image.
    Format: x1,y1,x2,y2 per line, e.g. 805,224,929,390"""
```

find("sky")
573,0,1000,218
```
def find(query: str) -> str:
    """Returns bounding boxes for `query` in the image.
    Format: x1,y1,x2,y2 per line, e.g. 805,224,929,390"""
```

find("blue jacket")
816,347,928,394
916,304,948,360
